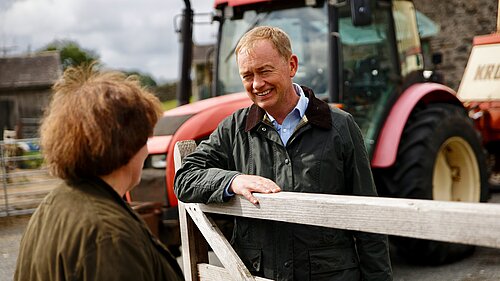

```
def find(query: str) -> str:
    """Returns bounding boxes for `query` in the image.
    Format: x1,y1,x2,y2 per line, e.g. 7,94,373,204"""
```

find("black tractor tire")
374,103,489,265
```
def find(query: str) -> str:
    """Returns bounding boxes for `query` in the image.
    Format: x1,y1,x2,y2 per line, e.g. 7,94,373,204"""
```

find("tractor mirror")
351,0,372,26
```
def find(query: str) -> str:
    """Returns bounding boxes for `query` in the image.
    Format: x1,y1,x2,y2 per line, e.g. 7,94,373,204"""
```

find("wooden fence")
174,140,500,281
0,137,59,217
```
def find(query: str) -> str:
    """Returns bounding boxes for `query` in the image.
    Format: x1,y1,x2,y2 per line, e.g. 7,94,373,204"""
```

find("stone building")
414,0,498,90
0,52,62,139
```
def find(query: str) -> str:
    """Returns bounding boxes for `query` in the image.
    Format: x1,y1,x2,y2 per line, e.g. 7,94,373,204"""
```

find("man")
175,26,392,281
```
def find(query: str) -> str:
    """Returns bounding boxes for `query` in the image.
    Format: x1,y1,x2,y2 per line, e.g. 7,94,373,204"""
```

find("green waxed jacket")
15,178,184,281
175,86,393,281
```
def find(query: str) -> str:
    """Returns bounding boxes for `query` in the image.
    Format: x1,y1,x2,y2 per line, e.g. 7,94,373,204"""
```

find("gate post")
174,140,209,280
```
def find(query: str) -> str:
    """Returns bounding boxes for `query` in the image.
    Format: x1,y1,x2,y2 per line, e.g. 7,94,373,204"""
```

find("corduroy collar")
245,85,332,132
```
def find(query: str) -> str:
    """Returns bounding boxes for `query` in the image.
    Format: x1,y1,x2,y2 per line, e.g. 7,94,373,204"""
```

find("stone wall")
414,0,498,90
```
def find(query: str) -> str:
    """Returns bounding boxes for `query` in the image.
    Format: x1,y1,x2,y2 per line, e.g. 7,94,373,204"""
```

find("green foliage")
154,82,177,102
18,151,44,169
40,39,100,69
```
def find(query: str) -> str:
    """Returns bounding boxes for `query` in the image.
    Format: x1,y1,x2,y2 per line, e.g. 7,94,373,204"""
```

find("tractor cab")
213,0,437,155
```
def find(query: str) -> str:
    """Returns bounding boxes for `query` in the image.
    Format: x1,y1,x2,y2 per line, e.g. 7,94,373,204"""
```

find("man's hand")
230,175,281,205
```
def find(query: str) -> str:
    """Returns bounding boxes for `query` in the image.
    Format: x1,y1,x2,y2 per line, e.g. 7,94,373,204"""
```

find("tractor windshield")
217,4,329,100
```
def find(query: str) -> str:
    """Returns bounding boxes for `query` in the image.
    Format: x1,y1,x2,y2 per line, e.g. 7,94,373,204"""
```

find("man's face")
237,40,298,114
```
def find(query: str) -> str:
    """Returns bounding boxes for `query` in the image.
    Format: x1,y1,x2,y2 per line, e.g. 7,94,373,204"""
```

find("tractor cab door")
339,1,398,153
339,0,425,155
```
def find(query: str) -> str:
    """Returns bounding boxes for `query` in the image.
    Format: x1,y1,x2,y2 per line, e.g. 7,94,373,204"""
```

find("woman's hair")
40,63,162,181
235,26,292,62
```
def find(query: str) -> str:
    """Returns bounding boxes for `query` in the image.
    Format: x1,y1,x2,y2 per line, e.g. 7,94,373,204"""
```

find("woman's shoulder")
47,181,144,238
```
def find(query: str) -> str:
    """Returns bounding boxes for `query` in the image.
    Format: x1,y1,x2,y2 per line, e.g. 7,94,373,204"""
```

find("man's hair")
235,26,292,62
40,63,162,181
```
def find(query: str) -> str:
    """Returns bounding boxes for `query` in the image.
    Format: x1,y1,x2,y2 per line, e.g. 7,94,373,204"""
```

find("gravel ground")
0,215,30,281
2,194,500,281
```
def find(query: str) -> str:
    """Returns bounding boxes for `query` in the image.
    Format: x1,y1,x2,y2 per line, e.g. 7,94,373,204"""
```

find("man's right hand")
230,175,281,205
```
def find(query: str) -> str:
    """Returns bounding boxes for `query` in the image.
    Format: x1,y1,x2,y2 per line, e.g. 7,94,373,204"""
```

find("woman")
15,64,184,281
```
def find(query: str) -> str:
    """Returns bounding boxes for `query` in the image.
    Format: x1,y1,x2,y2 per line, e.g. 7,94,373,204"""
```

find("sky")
0,0,217,83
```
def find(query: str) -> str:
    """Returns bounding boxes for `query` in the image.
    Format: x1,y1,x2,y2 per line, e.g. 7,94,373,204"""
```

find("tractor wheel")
374,103,489,265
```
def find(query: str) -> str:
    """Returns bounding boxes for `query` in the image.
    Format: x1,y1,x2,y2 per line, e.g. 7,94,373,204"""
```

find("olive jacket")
174,86,393,280
15,177,184,281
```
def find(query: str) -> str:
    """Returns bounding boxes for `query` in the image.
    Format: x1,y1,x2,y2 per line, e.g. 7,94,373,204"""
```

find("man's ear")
289,54,298,77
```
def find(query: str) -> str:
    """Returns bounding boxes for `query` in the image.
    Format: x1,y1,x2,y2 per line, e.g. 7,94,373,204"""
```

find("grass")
18,151,44,169
162,99,177,111
161,97,196,111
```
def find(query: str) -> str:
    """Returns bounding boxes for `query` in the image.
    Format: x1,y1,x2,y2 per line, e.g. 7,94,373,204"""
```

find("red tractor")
132,0,492,264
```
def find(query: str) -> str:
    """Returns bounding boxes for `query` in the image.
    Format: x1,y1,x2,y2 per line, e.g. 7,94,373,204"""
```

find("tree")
40,39,100,70
154,82,177,102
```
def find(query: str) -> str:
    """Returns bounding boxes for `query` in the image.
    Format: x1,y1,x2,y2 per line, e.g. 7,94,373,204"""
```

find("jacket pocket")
309,246,360,280
236,247,262,274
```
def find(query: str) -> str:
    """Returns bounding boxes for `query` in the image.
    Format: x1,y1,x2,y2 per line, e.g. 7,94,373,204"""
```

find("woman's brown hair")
40,63,162,181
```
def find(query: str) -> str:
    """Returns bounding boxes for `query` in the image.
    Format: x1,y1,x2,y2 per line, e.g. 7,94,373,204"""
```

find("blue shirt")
266,83,309,145
224,83,309,197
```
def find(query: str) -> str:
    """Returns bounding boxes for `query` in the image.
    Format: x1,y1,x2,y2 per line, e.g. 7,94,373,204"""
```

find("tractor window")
340,2,397,150
393,0,424,77
217,5,329,98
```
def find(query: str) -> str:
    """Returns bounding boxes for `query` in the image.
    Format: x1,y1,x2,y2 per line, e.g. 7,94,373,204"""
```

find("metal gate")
0,137,59,217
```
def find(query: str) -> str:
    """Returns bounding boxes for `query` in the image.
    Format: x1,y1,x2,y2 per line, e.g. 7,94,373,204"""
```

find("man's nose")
253,75,265,90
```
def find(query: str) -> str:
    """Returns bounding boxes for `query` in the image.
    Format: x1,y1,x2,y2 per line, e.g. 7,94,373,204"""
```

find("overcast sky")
0,0,217,82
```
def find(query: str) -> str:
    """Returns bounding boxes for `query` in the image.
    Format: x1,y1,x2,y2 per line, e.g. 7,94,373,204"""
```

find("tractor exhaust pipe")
177,0,193,106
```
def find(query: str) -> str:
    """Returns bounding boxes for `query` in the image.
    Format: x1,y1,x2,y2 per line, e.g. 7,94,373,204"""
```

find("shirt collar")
245,85,332,132
265,83,309,124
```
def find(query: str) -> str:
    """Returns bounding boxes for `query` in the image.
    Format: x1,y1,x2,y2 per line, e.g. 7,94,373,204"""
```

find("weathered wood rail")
174,140,500,281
